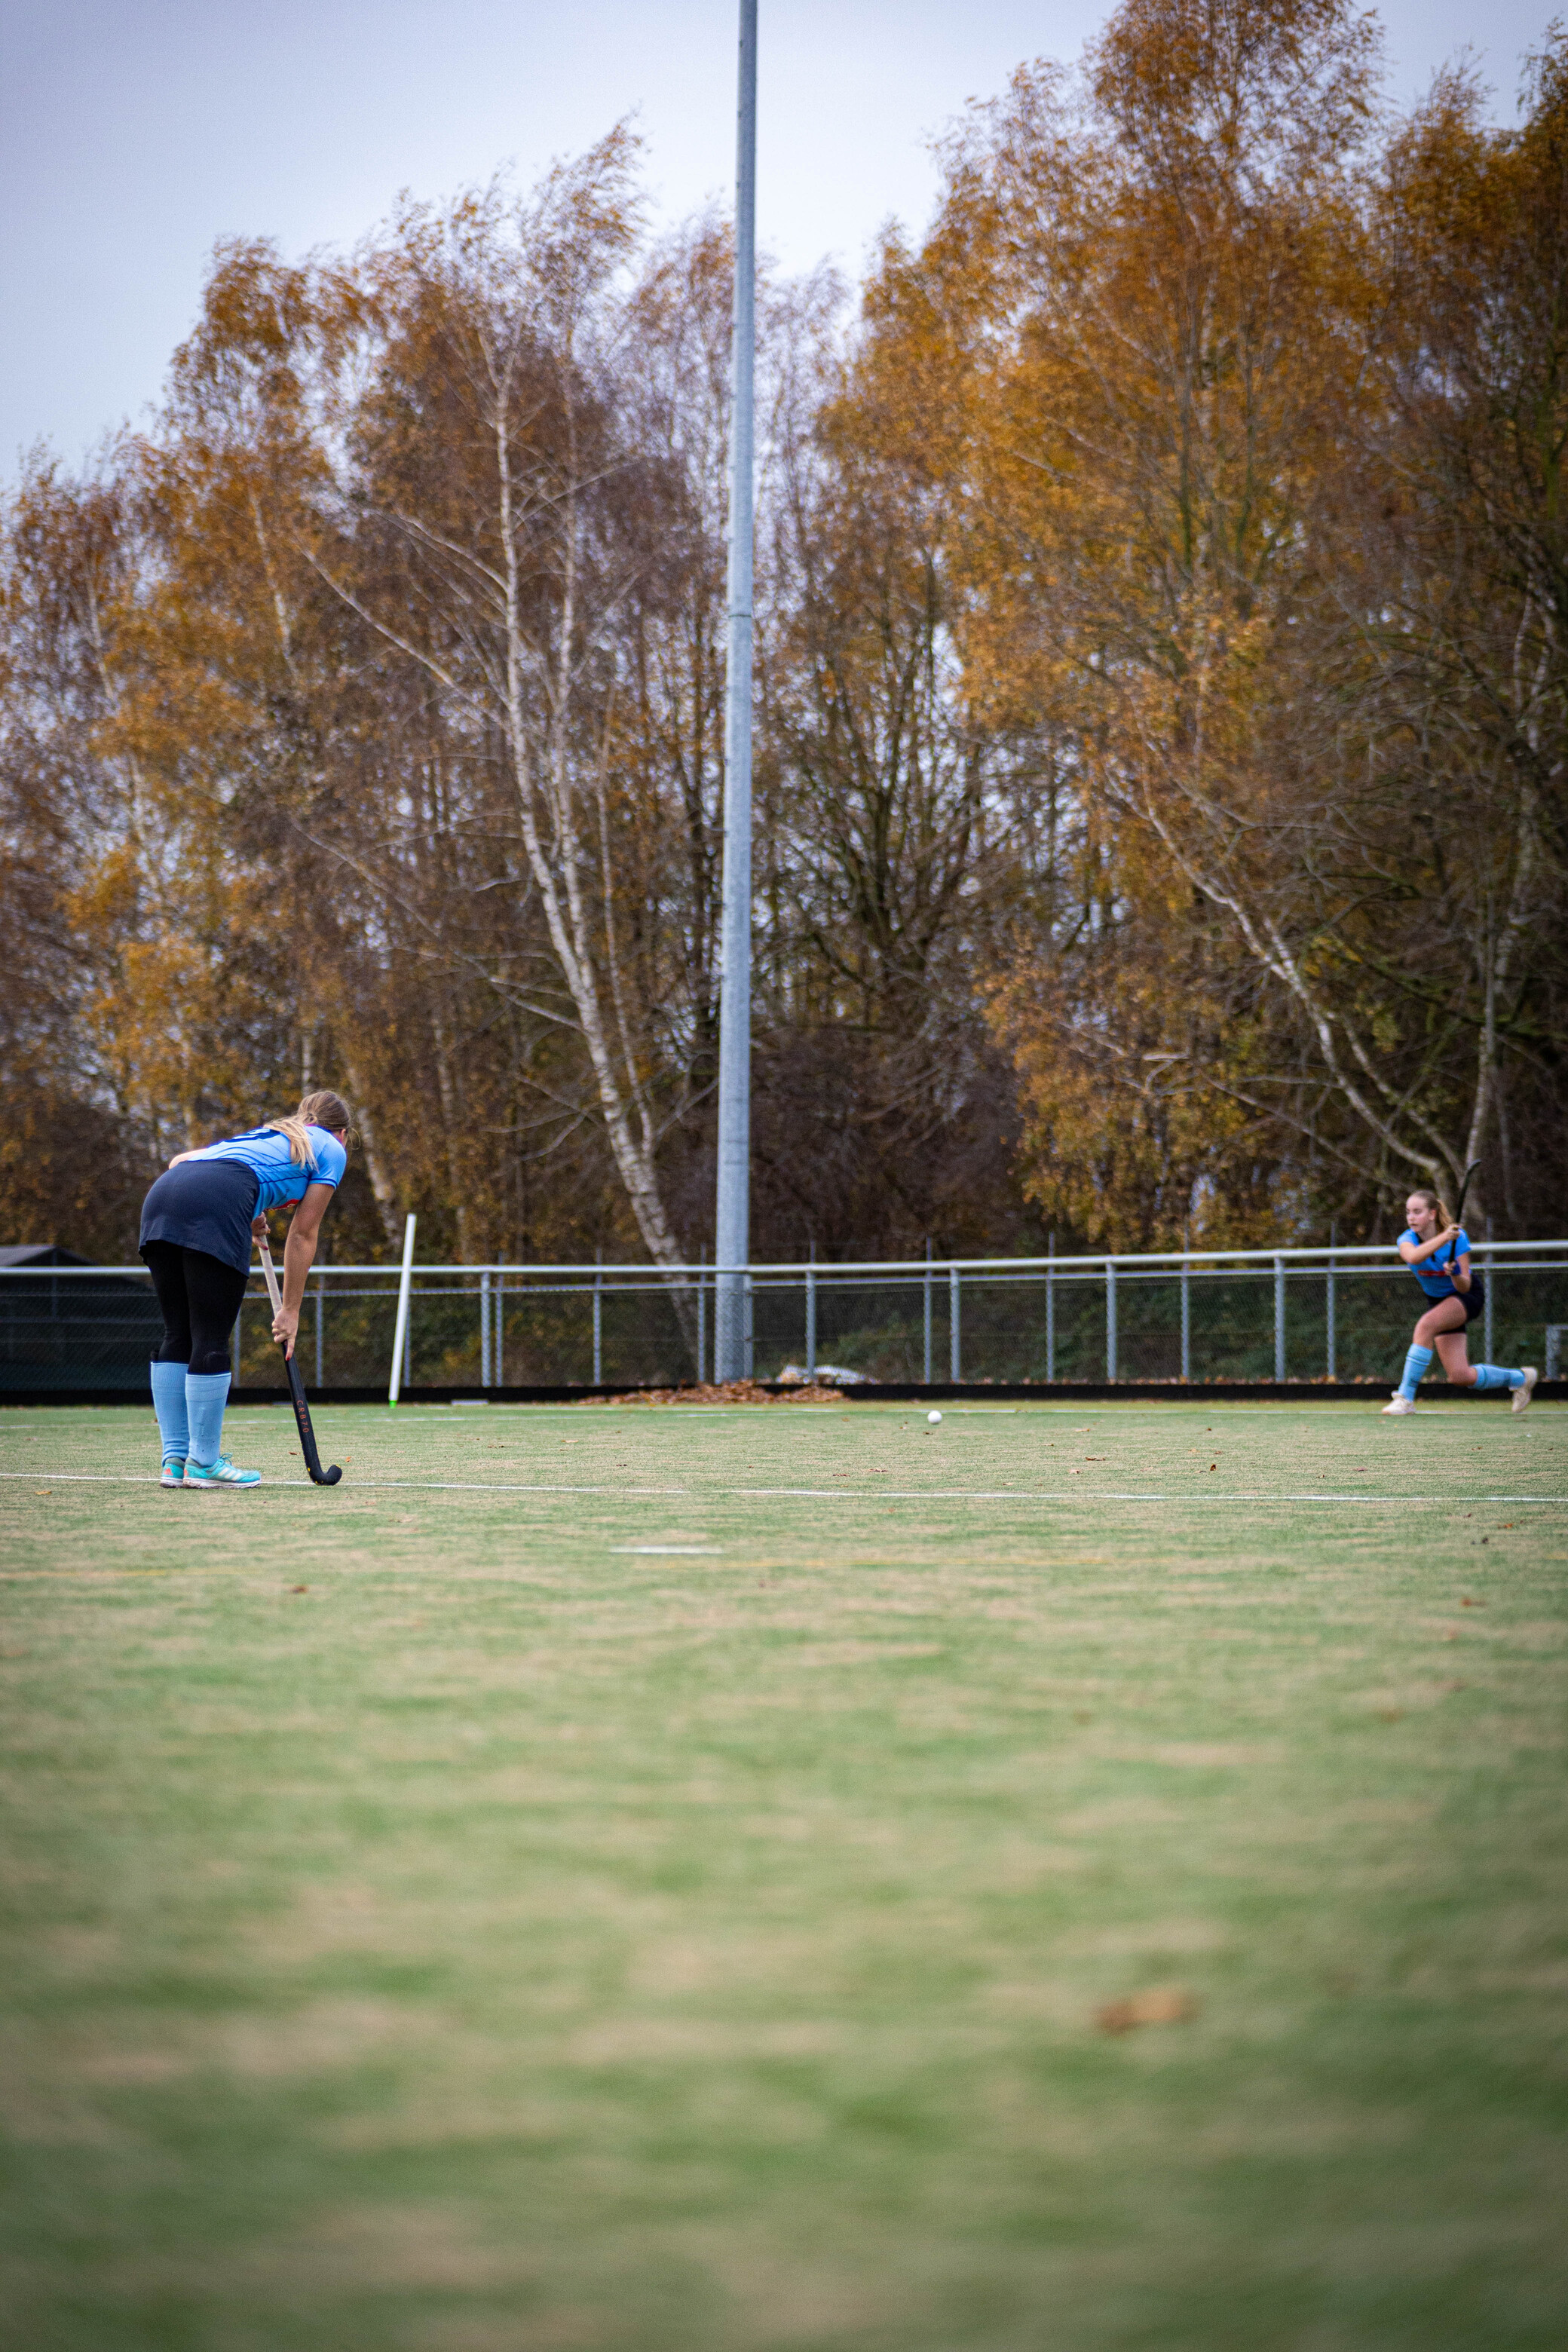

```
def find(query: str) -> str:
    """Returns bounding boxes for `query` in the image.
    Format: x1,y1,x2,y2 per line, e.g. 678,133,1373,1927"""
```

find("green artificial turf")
1,1398,1565,2351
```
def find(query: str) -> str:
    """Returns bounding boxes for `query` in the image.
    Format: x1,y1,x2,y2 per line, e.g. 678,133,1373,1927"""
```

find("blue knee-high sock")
1398,1344,1433,1399
150,1361,189,1464
1471,1364,1524,1392
185,1371,231,1467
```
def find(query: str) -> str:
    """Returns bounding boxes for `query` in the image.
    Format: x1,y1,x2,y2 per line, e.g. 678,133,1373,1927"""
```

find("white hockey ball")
926,1409,943,1425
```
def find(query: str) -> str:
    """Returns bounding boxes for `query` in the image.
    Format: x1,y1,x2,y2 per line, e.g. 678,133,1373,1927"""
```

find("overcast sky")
0,0,1551,475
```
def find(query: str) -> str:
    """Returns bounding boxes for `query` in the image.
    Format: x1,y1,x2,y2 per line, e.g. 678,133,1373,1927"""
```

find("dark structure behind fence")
0,1245,163,1392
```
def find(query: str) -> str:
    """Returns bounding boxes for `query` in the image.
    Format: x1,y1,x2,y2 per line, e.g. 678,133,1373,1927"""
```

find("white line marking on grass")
0,1472,690,1496
2,1473,1562,1505
611,1545,724,1554
347,1481,694,1496
920,1404,1566,1417
727,1488,1566,1504
0,1472,167,1484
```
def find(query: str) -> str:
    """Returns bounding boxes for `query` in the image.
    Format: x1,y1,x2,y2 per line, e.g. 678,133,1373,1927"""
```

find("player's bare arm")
271,1178,341,1358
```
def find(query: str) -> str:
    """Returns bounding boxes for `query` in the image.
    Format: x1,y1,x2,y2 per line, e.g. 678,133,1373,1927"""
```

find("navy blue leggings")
142,1243,249,1375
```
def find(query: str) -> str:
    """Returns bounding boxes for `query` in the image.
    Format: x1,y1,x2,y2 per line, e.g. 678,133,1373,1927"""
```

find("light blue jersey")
185,1125,348,1214
1401,1226,1472,1300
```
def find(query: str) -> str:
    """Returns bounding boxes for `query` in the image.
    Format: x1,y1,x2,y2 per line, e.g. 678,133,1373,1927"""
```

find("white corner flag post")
388,1212,416,1407
715,0,758,1382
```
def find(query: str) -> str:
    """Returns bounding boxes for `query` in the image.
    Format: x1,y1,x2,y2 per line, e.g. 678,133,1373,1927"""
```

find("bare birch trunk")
341,1060,403,1252
489,360,699,1358
430,1009,472,1263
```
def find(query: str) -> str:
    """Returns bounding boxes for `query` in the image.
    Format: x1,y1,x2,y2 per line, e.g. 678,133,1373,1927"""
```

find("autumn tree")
859,0,1567,1244
1355,43,1568,1228
0,458,163,1253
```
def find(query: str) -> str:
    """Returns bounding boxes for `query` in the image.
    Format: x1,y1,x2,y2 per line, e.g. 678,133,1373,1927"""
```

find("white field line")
1,1472,1563,1505
736,1490,1564,1504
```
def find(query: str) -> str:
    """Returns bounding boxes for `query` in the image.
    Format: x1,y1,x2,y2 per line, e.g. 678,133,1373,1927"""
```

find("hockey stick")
257,1234,342,1486
1445,1160,1481,1273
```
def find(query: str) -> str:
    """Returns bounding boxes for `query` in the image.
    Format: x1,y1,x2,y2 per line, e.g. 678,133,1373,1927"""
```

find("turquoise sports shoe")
160,1459,186,1488
185,1456,261,1489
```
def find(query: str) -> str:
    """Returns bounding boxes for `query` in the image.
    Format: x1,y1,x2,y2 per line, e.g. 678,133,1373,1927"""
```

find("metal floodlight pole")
714,0,758,1383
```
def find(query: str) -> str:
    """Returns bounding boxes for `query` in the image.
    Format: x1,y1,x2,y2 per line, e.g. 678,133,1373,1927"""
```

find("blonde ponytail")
265,1114,320,1169
264,1090,354,1169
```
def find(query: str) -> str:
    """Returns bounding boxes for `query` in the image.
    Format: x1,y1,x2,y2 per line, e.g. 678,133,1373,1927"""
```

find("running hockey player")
1383,1187,1537,1416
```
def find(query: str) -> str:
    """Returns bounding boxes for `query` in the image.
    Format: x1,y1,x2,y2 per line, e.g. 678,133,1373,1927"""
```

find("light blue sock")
185,1371,231,1467
1471,1364,1523,1392
150,1361,189,1464
1398,1343,1433,1399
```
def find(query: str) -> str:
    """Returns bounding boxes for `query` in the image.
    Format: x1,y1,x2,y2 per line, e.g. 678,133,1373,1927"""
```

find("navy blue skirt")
139,1160,259,1276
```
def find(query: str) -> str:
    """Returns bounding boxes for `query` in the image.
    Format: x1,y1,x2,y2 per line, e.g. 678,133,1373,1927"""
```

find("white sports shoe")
1381,1393,1416,1416
1511,1367,1539,1414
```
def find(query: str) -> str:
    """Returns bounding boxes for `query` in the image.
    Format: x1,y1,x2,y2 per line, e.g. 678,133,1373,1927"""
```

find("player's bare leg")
1432,1323,1536,1413
1383,1297,1464,1415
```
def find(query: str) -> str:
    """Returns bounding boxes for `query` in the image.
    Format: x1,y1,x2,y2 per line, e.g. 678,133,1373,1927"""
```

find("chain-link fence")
768,1256,1568,1386
4,1245,1566,1395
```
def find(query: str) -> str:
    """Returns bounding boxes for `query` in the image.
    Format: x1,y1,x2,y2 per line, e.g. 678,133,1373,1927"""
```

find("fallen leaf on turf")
35,1489,51,1496
1097,1988,1197,2034
291,1585,308,1594
1462,1597,1483,1606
